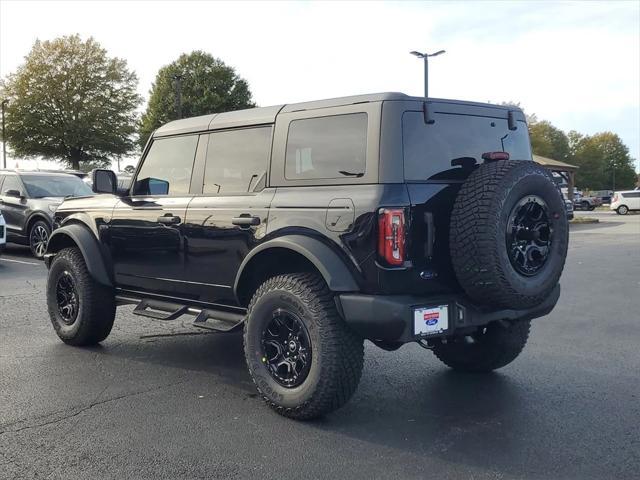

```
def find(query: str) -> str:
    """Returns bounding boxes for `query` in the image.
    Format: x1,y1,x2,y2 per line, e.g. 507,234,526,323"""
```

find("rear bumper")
337,284,560,344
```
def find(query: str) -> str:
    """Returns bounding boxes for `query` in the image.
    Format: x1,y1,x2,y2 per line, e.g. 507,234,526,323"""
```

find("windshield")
21,174,93,198
403,111,532,181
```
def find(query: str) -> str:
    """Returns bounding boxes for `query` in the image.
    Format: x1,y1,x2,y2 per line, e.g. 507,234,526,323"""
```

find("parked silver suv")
0,170,92,258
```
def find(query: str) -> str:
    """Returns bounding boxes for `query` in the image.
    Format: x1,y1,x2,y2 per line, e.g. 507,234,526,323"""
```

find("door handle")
232,215,261,227
157,214,181,225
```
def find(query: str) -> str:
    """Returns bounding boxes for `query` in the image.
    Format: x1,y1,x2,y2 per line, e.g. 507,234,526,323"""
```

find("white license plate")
414,305,449,336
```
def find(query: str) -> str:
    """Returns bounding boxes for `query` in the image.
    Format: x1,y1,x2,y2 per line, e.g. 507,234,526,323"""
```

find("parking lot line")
0,257,40,266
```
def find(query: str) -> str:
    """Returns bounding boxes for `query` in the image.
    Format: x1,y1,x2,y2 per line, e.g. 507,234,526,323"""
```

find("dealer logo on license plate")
414,305,449,336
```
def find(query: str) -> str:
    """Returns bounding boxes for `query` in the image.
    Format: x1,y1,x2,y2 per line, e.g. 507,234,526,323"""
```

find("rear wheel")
29,220,50,259
432,320,531,372
617,205,629,215
46,247,115,346
243,273,364,420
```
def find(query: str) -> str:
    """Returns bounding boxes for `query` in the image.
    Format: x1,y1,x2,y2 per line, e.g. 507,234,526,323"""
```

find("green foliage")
570,132,637,190
139,51,255,147
0,35,141,170
503,101,637,190
528,120,570,161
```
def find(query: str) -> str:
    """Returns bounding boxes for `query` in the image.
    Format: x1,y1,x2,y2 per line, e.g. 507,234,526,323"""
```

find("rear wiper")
338,170,364,178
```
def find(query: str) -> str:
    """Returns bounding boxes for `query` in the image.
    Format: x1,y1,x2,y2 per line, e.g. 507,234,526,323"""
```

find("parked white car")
610,190,640,215
0,211,6,256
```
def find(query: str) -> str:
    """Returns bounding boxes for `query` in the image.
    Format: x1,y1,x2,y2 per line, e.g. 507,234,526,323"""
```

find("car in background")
0,170,93,258
610,190,640,215
37,169,89,181
116,173,132,190
0,211,6,256
563,193,574,220
590,190,613,205
573,192,602,211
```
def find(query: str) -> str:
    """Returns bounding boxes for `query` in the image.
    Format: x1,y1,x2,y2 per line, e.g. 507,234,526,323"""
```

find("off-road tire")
617,205,629,215
46,247,115,346
450,160,568,309
243,273,364,420
29,220,51,259
432,320,531,372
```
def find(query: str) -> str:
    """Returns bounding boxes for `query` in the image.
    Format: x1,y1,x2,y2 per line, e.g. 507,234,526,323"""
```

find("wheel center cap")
288,341,297,352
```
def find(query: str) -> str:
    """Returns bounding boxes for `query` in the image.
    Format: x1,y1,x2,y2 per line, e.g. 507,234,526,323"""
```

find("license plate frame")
413,305,449,337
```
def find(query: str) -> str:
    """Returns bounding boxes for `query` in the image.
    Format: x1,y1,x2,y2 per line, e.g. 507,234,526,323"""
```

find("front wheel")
243,273,364,420
29,220,50,259
46,247,115,346
432,320,531,373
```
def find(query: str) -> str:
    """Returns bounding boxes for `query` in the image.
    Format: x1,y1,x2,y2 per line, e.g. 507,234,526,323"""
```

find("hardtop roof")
153,92,520,138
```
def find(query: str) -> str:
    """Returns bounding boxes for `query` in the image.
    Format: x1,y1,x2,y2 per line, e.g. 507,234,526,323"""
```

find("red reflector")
481,151,510,161
378,208,406,266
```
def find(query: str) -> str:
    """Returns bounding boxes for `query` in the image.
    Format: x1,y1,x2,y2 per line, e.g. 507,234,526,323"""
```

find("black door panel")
183,190,275,305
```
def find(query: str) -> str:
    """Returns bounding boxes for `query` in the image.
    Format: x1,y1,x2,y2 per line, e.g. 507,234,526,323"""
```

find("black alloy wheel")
261,308,313,388
56,271,79,325
506,195,552,277
30,221,50,258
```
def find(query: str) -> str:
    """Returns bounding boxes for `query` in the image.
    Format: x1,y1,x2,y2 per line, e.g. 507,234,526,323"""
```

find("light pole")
1,99,8,169
410,50,445,98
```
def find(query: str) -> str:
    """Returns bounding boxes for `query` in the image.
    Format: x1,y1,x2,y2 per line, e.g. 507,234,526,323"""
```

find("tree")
528,120,570,161
0,35,141,170
571,132,636,190
139,51,255,147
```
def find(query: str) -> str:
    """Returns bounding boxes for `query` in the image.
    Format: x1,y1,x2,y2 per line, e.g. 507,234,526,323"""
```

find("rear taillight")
377,208,406,266
612,195,618,203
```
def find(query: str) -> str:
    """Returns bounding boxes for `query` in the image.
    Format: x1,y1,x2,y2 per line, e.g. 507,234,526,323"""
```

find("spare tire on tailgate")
450,160,568,310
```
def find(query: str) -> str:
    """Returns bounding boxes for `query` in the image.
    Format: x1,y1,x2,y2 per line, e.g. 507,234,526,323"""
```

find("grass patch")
570,217,600,224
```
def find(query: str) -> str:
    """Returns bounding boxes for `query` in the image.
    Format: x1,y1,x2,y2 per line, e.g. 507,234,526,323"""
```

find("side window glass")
2,176,23,195
285,113,367,180
133,135,199,196
203,127,272,194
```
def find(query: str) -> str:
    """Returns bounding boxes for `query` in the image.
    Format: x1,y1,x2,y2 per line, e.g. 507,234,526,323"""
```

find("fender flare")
24,212,52,236
233,235,360,298
45,223,113,287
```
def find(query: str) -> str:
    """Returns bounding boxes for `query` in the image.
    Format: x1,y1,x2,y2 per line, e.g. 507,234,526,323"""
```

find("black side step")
132,299,188,321
192,309,244,332
119,295,245,333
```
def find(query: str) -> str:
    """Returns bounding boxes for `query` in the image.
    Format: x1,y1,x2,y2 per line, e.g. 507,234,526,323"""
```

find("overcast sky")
1,0,638,170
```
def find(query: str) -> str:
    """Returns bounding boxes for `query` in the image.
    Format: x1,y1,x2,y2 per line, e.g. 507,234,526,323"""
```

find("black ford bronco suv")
44,93,568,419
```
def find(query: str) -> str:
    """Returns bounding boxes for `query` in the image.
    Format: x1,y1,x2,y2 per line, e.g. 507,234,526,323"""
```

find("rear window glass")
285,113,367,180
403,111,532,181
204,127,272,194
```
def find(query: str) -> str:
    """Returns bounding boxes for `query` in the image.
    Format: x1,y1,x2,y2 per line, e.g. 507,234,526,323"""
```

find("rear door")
0,174,29,236
183,126,274,306
625,191,640,209
109,134,203,297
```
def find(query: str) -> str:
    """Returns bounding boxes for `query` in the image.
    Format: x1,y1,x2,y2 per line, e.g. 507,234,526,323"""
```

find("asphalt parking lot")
1,210,639,480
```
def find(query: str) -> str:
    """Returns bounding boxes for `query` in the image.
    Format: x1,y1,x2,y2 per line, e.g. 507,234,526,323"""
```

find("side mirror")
135,177,169,196
5,189,23,198
92,169,117,194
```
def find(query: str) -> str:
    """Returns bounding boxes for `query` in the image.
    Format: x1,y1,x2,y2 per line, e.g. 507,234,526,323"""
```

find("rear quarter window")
403,111,532,181
285,113,367,180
